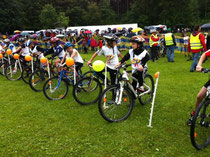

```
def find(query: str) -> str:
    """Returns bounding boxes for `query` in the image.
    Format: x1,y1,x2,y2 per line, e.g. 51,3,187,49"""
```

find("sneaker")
13,70,17,73
187,112,194,126
137,86,145,93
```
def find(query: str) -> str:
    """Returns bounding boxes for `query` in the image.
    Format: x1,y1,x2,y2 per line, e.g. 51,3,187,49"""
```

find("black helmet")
104,34,118,41
18,38,25,43
129,36,145,43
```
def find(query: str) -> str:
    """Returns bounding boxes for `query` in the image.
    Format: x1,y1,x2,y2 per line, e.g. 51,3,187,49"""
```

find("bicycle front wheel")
43,76,69,100
73,77,102,105
139,74,154,105
190,99,210,150
98,85,134,122
5,63,22,81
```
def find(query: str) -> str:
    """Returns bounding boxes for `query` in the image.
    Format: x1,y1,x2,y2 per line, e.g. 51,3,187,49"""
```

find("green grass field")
0,52,210,156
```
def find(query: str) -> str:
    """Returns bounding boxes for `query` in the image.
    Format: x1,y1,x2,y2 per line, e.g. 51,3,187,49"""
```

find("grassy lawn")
0,52,210,156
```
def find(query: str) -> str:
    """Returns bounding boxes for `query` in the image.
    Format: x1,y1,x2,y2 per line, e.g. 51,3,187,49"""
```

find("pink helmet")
50,37,59,44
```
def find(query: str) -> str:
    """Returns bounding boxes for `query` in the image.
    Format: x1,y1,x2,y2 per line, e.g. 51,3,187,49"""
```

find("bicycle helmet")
64,42,73,48
26,40,32,47
4,39,10,43
50,37,59,44
104,34,118,41
129,36,145,43
18,38,25,43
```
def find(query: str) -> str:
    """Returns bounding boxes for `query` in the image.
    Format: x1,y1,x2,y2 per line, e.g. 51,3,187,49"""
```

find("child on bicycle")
187,49,210,125
61,42,84,74
115,36,150,91
87,34,123,85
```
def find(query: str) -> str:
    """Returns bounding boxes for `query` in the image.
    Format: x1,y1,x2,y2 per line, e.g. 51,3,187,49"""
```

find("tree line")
0,0,209,34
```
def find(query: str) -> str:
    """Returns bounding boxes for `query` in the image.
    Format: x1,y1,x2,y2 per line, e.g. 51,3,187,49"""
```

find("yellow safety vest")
150,34,159,47
190,33,203,50
165,33,174,46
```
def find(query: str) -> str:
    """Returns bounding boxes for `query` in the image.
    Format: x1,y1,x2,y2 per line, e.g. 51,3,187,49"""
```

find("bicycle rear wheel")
190,99,210,150
139,74,154,105
98,85,134,122
73,77,102,105
29,69,54,92
43,76,69,100
22,66,32,84
5,63,22,81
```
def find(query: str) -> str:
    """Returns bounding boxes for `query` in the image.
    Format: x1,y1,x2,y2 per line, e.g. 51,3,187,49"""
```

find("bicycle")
21,55,41,84
98,64,154,122
73,64,113,105
190,68,210,150
29,57,57,92
5,53,22,81
43,63,82,100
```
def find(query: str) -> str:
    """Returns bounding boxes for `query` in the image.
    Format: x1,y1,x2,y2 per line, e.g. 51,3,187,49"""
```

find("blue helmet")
64,42,73,48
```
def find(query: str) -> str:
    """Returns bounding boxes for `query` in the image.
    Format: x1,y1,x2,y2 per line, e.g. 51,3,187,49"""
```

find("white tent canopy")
66,23,138,33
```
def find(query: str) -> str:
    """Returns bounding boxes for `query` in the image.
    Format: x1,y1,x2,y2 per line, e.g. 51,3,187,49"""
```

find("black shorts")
204,80,210,88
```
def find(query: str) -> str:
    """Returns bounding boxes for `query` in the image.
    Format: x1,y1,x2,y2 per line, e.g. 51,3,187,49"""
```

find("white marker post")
147,72,160,128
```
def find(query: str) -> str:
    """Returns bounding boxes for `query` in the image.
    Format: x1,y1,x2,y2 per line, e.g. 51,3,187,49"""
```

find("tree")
39,4,57,29
82,3,101,25
100,0,117,25
57,12,70,27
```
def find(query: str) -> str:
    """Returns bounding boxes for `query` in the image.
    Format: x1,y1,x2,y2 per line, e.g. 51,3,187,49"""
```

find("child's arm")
87,52,98,65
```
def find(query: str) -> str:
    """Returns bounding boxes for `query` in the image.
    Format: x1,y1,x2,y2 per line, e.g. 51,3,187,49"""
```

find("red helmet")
50,37,59,44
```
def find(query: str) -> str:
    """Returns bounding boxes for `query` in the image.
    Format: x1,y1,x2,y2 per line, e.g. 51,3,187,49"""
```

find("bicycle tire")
98,84,134,122
139,74,154,105
29,69,54,92
43,76,69,100
190,99,210,150
21,66,32,84
73,76,102,105
5,63,22,81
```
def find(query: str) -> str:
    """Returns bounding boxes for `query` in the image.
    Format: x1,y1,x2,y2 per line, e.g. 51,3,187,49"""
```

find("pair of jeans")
151,46,159,62
190,52,200,71
166,46,175,62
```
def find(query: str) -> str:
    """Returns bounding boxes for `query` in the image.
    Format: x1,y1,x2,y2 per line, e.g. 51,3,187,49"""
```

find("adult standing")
150,29,160,62
163,30,176,62
188,25,207,72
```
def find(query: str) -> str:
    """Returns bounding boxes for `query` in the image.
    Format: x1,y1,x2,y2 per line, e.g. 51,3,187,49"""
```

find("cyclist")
28,41,44,60
19,39,31,57
46,37,65,73
115,36,150,91
3,38,16,54
61,42,83,73
187,49,210,125
87,34,123,86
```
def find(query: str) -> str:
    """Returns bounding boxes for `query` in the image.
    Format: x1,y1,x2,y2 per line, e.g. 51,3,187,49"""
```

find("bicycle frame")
114,69,150,106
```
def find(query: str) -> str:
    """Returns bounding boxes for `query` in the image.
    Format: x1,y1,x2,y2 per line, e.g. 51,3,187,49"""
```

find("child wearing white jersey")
115,36,150,91
87,34,123,85
61,42,83,73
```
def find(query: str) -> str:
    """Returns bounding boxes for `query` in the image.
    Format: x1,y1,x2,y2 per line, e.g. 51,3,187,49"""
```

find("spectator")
188,25,207,72
150,29,160,62
183,33,189,57
163,30,176,62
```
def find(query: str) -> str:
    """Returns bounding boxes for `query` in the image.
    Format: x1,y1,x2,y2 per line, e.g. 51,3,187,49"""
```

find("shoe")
137,86,145,92
171,60,174,62
187,112,194,126
190,70,194,72
13,70,17,73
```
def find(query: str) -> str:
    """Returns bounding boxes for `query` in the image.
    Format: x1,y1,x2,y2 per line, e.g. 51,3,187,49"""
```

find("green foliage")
83,3,101,25
0,0,209,33
39,4,57,29
57,12,70,27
